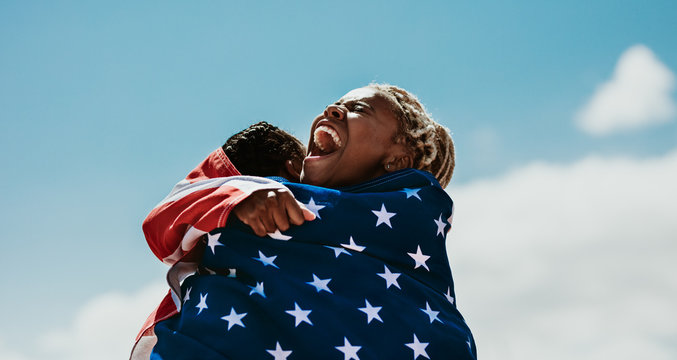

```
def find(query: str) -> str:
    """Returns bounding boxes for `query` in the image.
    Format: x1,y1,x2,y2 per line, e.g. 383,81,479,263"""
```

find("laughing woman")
139,84,475,360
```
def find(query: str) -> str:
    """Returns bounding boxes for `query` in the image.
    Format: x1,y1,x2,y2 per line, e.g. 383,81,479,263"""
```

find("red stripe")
135,291,177,341
134,148,277,355
186,147,240,184
143,185,246,261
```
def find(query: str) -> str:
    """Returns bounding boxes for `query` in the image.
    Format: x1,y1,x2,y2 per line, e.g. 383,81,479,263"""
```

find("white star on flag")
248,282,266,298
303,197,326,219
228,268,237,278
420,302,442,324
221,307,247,330
325,245,352,258
195,293,208,315
336,337,361,360
267,229,292,241
405,334,430,359
285,302,313,327
253,251,279,269
306,274,332,293
266,342,292,360
377,265,401,289
434,214,447,236
358,299,383,324
371,203,396,228
207,232,223,254
183,287,191,304
407,245,431,271
402,188,422,200
341,236,365,252
445,287,455,305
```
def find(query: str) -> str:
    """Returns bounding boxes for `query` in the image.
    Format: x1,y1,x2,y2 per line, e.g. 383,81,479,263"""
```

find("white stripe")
181,227,207,253
167,261,201,311
157,175,287,207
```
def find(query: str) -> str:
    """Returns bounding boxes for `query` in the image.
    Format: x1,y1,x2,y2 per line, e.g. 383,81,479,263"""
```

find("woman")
234,84,454,236
140,84,475,359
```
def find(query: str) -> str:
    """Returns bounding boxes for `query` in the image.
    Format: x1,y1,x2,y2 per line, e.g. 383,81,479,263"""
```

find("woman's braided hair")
367,84,455,188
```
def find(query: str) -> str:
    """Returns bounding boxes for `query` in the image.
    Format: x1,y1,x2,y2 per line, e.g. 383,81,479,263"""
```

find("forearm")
142,148,288,264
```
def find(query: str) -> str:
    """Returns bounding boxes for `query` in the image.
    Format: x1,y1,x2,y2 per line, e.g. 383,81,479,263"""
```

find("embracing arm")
134,148,314,353
233,188,314,237
143,148,314,265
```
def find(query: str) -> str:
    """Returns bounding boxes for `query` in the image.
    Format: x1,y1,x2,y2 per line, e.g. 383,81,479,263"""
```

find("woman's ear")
385,153,413,172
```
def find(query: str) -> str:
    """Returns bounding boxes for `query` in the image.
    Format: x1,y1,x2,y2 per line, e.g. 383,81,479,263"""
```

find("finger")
273,189,304,226
271,202,290,232
259,211,278,234
301,206,316,221
281,197,305,225
248,217,267,237
259,191,280,233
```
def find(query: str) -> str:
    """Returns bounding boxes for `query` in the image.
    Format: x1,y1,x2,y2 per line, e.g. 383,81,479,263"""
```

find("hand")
233,188,316,237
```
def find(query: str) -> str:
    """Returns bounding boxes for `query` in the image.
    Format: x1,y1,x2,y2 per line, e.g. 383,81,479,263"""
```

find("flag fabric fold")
151,168,476,359
134,148,289,351
142,148,288,266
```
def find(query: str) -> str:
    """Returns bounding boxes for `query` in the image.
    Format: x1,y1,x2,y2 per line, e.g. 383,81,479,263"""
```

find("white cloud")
575,44,676,135
4,149,677,360
447,149,677,359
25,282,167,360
0,338,30,360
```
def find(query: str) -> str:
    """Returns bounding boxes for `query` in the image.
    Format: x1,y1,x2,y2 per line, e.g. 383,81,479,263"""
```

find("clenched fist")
233,188,316,237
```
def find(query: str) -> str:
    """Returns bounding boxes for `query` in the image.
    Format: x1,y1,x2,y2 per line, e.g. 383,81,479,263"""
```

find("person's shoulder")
339,168,442,194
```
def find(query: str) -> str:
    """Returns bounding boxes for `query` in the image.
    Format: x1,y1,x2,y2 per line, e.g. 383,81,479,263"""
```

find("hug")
133,84,476,359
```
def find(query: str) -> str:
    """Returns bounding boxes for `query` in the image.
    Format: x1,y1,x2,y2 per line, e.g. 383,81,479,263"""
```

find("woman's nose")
324,104,346,120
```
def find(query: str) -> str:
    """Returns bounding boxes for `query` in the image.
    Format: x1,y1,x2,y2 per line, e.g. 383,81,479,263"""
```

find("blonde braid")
368,83,455,187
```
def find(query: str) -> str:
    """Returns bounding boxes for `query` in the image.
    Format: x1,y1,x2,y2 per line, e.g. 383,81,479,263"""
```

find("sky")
1,1,676,359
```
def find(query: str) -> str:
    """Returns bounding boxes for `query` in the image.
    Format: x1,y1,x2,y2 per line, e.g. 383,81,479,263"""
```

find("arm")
142,148,291,264
134,148,314,353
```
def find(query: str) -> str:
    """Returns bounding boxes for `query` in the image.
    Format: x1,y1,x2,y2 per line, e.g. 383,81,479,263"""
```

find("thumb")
298,204,316,221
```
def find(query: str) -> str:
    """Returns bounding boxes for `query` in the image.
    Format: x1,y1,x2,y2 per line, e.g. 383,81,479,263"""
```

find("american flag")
134,149,293,356
149,161,477,359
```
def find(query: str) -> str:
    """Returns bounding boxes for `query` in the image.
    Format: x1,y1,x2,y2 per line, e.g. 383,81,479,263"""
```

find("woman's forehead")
340,87,376,100
339,87,390,108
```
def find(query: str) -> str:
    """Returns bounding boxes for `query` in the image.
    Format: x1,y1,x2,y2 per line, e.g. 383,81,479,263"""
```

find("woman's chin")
300,152,339,186
299,168,327,186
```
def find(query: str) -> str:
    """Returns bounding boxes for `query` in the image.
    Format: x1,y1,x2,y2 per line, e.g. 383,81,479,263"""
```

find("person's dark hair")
222,121,306,178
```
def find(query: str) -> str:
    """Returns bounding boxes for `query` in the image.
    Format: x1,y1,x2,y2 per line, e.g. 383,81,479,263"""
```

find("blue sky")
1,1,676,359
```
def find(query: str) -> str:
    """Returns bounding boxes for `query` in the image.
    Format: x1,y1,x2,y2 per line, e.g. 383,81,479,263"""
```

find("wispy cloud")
0,338,29,360
447,149,677,359
575,45,676,135
12,282,167,360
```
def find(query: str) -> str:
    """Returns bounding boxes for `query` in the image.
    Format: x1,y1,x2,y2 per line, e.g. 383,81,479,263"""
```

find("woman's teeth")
313,125,342,153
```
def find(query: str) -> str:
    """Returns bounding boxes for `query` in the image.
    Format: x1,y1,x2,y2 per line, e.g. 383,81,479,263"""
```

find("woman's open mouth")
309,124,343,157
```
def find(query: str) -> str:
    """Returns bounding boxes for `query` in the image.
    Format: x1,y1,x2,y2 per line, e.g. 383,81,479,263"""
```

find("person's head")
223,121,306,182
300,84,454,188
